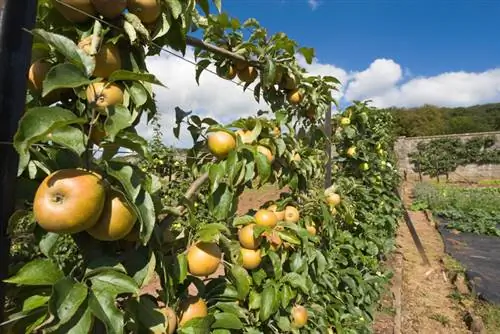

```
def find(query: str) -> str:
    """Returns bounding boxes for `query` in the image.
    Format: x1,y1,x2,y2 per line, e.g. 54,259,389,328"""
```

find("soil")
373,182,470,333
139,184,289,298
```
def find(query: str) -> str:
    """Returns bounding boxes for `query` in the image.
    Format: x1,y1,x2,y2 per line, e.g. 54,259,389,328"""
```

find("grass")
476,302,500,333
429,313,451,326
478,179,500,185
411,182,500,236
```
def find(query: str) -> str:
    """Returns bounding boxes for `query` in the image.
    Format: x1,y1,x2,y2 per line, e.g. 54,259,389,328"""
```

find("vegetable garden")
1,1,403,333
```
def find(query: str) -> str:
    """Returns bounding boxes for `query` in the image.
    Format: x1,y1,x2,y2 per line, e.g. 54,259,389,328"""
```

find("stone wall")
394,131,500,182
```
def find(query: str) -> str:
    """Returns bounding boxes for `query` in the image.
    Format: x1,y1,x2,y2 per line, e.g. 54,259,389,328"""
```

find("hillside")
388,103,500,137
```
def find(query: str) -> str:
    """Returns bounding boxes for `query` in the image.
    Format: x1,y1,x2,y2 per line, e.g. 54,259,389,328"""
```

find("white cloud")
137,48,267,147
137,47,500,147
308,0,320,10
344,58,402,101
367,69,500,108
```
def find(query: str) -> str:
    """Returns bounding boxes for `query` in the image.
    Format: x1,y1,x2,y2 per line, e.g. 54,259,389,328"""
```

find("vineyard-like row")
2,1,402,333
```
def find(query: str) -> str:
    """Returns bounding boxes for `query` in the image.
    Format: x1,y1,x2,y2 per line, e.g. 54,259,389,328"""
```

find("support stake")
0,0,37,322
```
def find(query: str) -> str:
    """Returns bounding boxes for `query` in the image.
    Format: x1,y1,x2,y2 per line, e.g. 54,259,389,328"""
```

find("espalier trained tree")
2,1,402,333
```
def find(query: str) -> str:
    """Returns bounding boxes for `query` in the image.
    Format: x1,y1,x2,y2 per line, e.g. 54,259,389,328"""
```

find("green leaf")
13,107,85,175
211,312,243,330
232,215,255,227
42,63,91,97
31,29,95,77
281,284,295,309
298,47,315,64
248,290,261,310
177,316,213,334
195,59,212,85
136,189,156,244
196,223,230,242
114,131,150,159
126,81,149,107
105,161,143,201
49,125,87,156
209,163,225,192
267,251,282,279
88,269,139,333
39,233,61,258
283,273,308,294
88,289,123,334
4,259,63,286
104,105,133,141
22,295,50,313
173,253,188,284
89,269,140,296
215,302,248,320
165,0,182,19
132,296,167,332
259,285,276,321
49,278,88,324
254,150,271,184
213,0,222,12
108,70,165,86
229,265,251,301
208,183,235,220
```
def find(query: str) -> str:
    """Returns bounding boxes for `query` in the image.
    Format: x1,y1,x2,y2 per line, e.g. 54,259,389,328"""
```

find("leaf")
165,0,182,19
49,278,88,324
232,215,255,227
114,131,150,159
248,290,261,310
208,183,235,220
259,285,276,321
88,289,123,334
22,295,50,313
105,161,142,201
31,29,95,77
42,63,91,97
213,0,222,12
104,105,133,141
267,251,282,279
126,81,149,107
283,272,308,294
136,189,156,244
254,150,271,184
13,107,85,175
5,259,63,286
195,59,212,85
49,125,87,156
298,47,315,64
108,70,165,86
177,316,213,334
39,233,60,258
211,312,243,330
229,265,251,301
88,270,139,333
209,163,225,192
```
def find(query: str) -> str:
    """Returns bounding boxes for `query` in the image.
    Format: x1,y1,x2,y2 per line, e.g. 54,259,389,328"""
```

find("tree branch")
185,35,261,68
158,172,209,231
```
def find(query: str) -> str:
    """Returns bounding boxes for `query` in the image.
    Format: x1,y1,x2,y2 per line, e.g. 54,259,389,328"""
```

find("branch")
158,172,209,231
185,35,261,68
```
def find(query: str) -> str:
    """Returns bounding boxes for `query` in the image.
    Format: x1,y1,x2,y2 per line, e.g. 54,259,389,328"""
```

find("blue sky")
222,0,500,76
142,0,500,146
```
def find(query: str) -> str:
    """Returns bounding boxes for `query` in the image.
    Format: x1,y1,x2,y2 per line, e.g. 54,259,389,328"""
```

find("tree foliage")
390,103,500,137
3,1,402,333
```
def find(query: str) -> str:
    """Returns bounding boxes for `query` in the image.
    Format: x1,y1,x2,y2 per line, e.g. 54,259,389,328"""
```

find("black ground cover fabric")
436,217,500,304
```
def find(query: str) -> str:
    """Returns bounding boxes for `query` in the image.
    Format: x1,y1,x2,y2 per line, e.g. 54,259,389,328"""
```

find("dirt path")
374,183,470,333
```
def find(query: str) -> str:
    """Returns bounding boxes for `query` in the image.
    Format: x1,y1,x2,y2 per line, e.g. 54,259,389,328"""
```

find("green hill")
388,103,500,137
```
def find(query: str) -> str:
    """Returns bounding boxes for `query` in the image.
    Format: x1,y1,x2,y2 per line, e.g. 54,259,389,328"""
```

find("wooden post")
0,0,37,322
324,106,332,189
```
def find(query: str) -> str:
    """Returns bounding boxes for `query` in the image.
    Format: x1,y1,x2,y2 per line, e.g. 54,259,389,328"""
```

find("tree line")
388,103,500,137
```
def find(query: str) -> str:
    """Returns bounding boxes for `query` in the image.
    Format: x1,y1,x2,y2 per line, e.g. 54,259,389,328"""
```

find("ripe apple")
207,131,236,159
86,190,137,241
33,169,106,234
187,242,222,276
